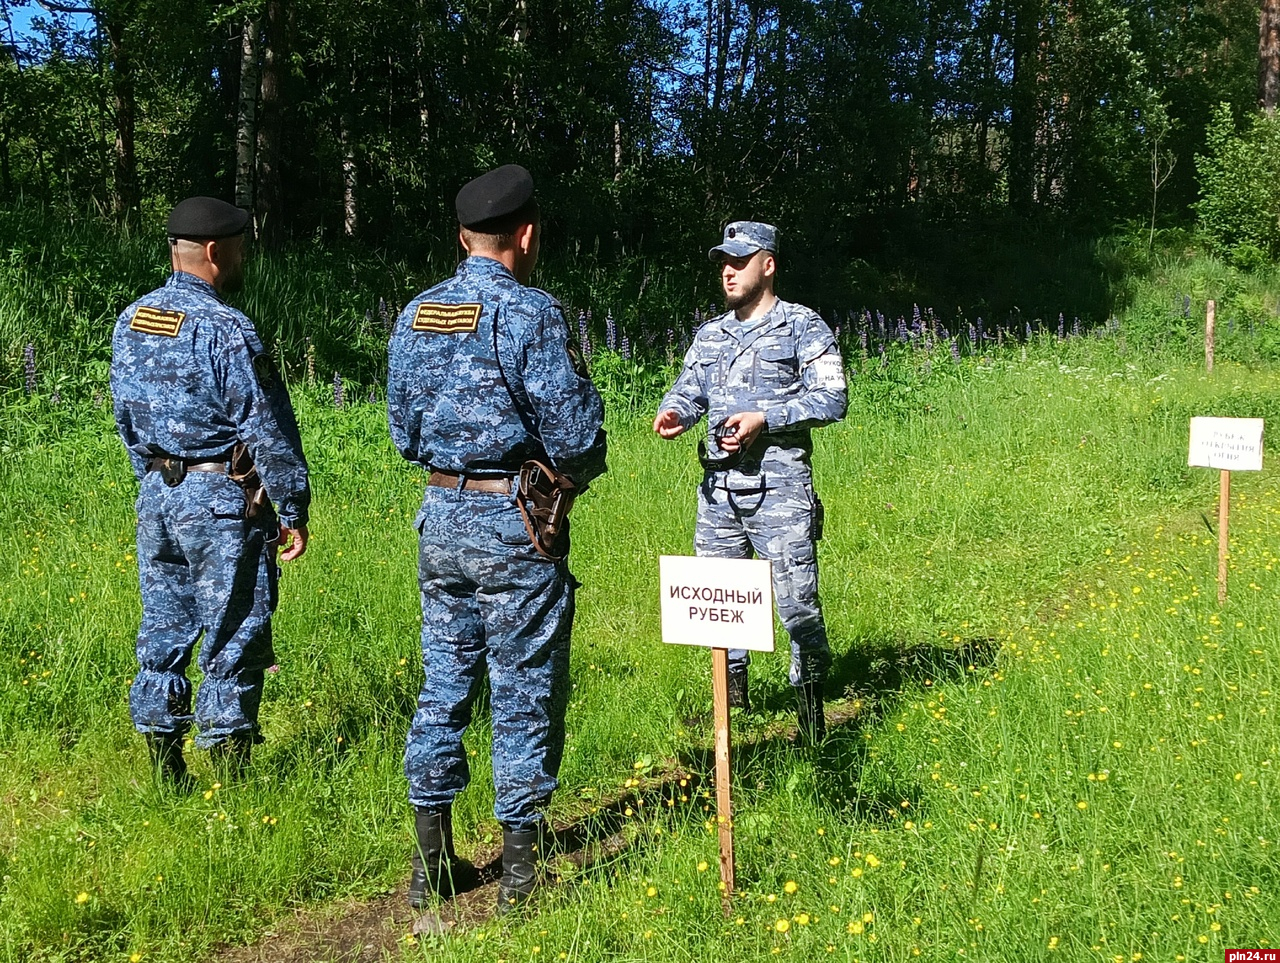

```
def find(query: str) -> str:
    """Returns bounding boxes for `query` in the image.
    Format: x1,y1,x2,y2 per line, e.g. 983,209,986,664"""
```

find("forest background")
6,0,1280,391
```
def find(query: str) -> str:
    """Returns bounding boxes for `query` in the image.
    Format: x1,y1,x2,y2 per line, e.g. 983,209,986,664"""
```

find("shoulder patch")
252,352,278,390
130,306,186,337
412,302,482,334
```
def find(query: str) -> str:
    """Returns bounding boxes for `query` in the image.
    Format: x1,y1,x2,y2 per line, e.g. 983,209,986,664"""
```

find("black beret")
455,164,536,230
166,196,251,240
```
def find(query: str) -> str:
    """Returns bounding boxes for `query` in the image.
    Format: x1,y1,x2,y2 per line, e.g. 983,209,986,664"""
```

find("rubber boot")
408,808,457,907
209,732,254,781
145,732,195,792
727,668,750,711
794,679,827,746
496,827,542,915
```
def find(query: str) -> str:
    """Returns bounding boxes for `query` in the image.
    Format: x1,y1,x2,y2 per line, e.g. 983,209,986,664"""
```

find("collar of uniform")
167,270,221,300
458,255,516,282
730,296,785,341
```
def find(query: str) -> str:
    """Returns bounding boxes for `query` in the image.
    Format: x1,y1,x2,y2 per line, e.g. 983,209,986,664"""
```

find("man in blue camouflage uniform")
387,165,606,913
111,197,310,788
654,221,846,743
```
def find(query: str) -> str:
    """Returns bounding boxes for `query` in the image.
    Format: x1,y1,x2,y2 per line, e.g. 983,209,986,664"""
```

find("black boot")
727,668,750,711
209,732,254,781
145,732,194,792
794,679,827,746
408,808,457,907
496,827,542,915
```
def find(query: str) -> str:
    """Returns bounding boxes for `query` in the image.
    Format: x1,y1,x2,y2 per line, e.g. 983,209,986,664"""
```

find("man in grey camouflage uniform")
111,196,310,788
388,164,606,913
654,221,846,743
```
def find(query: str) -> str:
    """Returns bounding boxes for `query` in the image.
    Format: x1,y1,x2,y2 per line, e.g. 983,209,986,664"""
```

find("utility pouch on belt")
516,459,577,561
228,442,272,522
156,458,187,487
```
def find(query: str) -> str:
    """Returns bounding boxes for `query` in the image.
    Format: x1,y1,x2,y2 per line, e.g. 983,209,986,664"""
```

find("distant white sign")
1188,417,1264,472
659,556,776,652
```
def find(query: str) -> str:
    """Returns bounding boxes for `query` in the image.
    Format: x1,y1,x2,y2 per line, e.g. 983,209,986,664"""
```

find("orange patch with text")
130,306,187,337
412,302,482,334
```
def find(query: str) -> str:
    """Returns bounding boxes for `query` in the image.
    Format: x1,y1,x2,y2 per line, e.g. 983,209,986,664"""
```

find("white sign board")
1188,417,1264,472
659,555,776,652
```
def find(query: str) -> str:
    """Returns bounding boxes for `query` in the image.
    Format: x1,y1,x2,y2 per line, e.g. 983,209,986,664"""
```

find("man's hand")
279,525,308,562
653,410,686,439
718,411,766,452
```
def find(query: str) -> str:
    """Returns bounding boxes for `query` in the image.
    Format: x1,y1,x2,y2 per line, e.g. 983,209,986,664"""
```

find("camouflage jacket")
659,297,846,486
111,271,311,528
387,256,606,485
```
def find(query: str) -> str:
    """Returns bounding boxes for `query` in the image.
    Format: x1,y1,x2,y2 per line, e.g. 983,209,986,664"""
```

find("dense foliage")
0,0,1269,320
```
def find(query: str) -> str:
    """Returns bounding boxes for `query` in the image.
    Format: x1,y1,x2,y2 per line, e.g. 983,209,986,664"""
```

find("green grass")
1,337,1278,962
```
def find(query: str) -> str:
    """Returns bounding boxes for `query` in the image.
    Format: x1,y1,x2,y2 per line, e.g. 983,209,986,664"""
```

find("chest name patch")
130,306,186,338
412,302,482,334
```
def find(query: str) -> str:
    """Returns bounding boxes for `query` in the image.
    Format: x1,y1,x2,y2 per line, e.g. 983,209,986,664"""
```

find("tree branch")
34,0,97,16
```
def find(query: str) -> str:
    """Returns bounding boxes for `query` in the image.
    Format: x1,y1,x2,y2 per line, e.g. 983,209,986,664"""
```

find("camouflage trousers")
695,478,831,685
405,485,574,832
131,471,278,748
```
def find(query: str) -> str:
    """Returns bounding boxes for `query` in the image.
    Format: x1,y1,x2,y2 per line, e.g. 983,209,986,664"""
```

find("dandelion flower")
775,919,790,933
783,880,798,894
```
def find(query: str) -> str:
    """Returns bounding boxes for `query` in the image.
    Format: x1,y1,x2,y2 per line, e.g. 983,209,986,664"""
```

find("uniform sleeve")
215,318,312,528
762,314,847,432
521,302,608,485
657,340,709,430
387,308,418,463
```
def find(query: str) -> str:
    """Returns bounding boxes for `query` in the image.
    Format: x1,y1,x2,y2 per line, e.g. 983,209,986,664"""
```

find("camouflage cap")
708,220,779,261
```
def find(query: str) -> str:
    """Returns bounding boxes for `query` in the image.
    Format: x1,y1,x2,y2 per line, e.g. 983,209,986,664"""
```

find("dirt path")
209,653,979,963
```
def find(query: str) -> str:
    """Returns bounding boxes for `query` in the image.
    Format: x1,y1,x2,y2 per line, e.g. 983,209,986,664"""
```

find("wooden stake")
710,646,735,913
1205,299,1216,373
1218,469,1230,604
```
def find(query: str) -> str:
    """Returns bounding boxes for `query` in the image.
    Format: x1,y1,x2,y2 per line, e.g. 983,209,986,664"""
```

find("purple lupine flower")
1227,317,1234,334
578,310,589,346
1182,294,1191,318
879,344,888,368
1057,313,1065,339
859,327,868,357
605,312,617,351
582,333,592,356
23,342,36,395
997,328,1005,347
1025,321,1032,340
665,327,675,364
368,389,376,404
694,307,703,326
950,338,961,363
378,297,390,329
333,371,344,409
968,322,977,344
1072,316,1081,338
620,333,631,359
876,311,886,336
895,317,909,341
305,337,316,383
976,318,985,343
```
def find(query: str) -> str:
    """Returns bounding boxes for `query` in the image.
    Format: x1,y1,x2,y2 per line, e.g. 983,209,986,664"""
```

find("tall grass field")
2,319,1278,961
